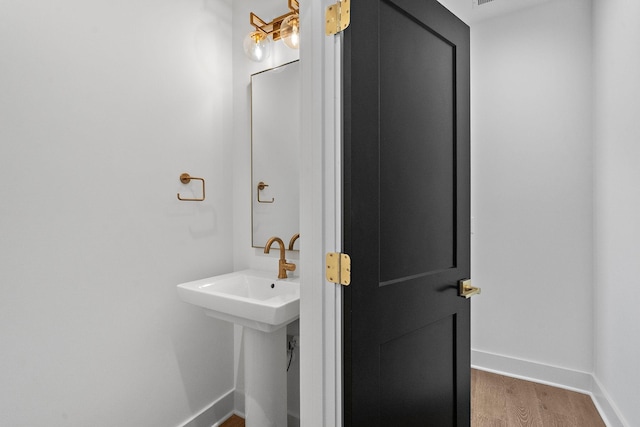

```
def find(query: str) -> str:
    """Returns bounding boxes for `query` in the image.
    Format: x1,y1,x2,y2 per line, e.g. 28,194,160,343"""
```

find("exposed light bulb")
243,31,271,62
280,15,300,50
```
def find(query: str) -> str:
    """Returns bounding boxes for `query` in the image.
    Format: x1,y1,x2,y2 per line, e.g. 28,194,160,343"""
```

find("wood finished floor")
220,370,606,427
220,414,244,427
472,369,605,427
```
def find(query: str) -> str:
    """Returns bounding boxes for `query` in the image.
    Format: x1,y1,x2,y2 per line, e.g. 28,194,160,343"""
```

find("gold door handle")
459,279,481,299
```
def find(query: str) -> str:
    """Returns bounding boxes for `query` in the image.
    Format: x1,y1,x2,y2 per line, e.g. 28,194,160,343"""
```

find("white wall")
470,0,594,372
0,1,235,425
593,0,640,425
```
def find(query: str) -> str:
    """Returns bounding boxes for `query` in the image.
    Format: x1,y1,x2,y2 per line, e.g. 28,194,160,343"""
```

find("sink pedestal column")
243,326,287,427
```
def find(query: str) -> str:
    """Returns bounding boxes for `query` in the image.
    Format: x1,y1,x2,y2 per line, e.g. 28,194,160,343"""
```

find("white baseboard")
471,349,627,427
232,389,300,427
591,375,630,427
233,389,245,418
178,388,235,427
178,356,629,427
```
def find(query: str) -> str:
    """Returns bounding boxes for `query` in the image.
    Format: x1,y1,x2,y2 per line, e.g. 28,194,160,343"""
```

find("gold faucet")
288,233,300,250
264,236,296,279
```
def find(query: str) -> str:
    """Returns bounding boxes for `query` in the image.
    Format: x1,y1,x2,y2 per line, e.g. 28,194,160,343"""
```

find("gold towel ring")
177,173,205,201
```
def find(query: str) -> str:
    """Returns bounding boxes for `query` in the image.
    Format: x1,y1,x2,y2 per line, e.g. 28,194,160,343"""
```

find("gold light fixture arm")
177,173,205,202
250,0,300,41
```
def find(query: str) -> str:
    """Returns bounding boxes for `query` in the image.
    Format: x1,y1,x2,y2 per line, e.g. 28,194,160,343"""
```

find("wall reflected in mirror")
251,60,300,248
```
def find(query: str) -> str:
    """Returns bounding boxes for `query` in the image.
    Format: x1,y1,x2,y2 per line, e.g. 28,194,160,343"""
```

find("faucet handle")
278,259,296,279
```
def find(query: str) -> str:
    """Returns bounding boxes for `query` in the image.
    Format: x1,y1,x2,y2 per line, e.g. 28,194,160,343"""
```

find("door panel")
380,0,457,283
343,0,470,425
380,315,455,426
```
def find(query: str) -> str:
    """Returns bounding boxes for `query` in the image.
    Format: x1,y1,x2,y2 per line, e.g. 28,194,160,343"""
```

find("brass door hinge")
325,0,350,36
326,252,351,286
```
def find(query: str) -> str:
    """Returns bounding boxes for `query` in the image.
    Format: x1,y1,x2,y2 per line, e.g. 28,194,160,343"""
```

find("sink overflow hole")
271,283,275,288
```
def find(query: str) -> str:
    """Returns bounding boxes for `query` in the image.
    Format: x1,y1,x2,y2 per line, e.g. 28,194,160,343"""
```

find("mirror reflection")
251,60,300,248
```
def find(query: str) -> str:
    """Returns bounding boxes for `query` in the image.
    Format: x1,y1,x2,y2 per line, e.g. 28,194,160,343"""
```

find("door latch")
459,279,481,298
326,252,351,286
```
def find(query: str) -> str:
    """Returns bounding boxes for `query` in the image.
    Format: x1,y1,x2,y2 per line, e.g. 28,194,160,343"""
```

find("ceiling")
437,0,555,25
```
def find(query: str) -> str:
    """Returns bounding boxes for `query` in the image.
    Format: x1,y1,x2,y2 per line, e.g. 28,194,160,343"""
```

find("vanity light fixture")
244,0,300,62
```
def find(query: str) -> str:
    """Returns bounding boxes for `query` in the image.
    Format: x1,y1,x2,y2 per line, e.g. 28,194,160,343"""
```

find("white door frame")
299,0,342,426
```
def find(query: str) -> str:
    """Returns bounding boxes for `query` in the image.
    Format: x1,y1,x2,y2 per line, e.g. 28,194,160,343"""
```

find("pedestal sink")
177,269,299,427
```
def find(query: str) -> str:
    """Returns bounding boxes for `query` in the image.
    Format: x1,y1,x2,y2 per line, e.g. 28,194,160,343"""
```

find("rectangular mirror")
251,60,300,248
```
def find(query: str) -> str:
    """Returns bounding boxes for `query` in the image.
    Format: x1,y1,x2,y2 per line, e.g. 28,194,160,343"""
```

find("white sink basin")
177,269,299,332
